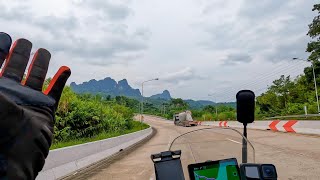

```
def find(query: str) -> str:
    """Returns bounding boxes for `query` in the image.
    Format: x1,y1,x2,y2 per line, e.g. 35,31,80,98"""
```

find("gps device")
188,158,240,180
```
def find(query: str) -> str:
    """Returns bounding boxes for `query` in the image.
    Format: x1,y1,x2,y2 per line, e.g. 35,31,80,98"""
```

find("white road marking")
226,138,242,144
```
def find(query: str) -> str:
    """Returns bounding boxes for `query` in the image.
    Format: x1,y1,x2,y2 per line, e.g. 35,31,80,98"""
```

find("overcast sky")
0,0,317,101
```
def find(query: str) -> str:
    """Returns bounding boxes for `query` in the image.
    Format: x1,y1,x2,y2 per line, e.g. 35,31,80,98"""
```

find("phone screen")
188,158,240,180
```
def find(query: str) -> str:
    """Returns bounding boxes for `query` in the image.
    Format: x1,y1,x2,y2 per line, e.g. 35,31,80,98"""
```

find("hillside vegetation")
52,86,148,149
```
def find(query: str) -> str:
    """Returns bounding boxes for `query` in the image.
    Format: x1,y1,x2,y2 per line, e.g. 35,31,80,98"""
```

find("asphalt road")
67,115,320,180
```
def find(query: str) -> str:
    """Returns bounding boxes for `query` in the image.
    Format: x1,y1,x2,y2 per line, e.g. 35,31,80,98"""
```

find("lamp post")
293,58,320,114
140,78,159,121
208,93,218,120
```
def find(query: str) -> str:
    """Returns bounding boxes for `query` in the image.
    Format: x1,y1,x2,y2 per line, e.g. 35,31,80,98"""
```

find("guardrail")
37,127,153,180
266,114,320,119
200,120,320,135
141,115,320,135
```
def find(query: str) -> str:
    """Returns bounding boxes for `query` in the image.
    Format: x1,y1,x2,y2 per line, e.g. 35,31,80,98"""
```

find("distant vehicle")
173,111,198,127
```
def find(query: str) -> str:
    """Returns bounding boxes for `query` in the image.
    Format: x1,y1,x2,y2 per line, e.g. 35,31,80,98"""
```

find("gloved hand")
0,32,71,179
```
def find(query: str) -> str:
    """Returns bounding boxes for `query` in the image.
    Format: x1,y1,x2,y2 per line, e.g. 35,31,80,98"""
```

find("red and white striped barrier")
201,120,320,135
268,120,297,132
142,115,320,135
219,121,228,127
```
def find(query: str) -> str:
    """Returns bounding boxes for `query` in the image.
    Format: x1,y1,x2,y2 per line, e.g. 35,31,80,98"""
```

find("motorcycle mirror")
236,90,255,124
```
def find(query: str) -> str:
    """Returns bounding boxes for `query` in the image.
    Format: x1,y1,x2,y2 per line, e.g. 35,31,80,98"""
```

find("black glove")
0,32,71,179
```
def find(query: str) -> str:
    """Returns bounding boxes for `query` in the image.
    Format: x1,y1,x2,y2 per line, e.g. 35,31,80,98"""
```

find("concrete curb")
201,120,320,135
63,127,157,180
37,127,153,180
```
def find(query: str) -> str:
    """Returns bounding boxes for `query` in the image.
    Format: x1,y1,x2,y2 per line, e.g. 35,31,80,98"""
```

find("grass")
50,121,149,150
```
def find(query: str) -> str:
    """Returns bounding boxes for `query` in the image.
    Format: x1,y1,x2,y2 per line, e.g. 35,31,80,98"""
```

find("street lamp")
208,93,218,120
293,57,320,114
140,78,159,121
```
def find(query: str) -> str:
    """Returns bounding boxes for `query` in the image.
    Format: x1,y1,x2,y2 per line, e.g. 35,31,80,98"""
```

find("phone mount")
151,150,184,180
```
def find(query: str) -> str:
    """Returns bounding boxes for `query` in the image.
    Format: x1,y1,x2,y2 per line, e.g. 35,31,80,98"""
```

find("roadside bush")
201,113,213,121
53,87,137,143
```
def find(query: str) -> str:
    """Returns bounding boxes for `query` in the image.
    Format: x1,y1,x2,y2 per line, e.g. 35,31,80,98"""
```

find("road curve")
66,115,320,180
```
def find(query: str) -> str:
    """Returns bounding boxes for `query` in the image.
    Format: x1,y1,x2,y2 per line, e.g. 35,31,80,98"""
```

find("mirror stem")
242,123,248,163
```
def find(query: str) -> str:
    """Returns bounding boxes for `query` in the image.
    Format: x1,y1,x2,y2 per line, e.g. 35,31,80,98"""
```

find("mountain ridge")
70,77,234,109
150,90,171,100
70,77,142,98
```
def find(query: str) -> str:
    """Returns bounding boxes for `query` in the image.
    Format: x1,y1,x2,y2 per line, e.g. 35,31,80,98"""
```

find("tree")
43,78,52,91
303,60,320,84
307,4,320,62
170,98,189,109
216,105,234,113
269,75,294,109
256,92,278,115
106,95,111,101
170,98,185,106
203,105,216,113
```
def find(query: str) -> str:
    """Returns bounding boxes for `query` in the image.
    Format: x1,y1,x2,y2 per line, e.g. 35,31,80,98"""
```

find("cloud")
161,67,205,85
34,16,78,36
36,30,147,57
0,0,315,101
238,0,287,19
0,0,149,66
223,53,252,65
0,4,35,24
265,35,309,62
74,0,132,21
197,0,314,64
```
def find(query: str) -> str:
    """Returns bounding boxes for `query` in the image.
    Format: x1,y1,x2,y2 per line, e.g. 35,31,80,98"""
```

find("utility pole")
208,94,218,120
140,78,159,121
162,104,164,115
293,58,320,114
312,62,320,114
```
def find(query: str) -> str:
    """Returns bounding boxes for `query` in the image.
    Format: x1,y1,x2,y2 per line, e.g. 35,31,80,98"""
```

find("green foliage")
202,113,213,121
51,121,148,149
307,4,320,62
114,96,140,111
191,109,204,119
53,86,142,145
142,98,190,120
256,68,320,118
170,98,189,108
191,104,236,121
203,105,216,113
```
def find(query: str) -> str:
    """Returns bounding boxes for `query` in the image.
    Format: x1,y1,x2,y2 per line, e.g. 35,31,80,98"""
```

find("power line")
221,64,305,96
215,62,306,98
213,62,301,96
215,61,309,102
